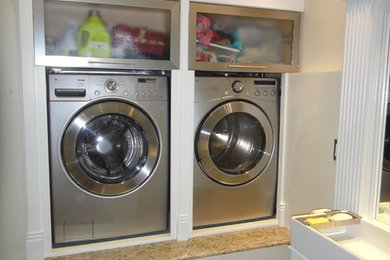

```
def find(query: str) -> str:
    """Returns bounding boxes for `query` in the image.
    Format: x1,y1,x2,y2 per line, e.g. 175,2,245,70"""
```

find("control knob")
232,80,244,93
105,79,119,92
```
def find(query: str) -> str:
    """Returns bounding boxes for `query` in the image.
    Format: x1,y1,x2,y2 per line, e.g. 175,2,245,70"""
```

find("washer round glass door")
61,101,159,196
196,101,274,186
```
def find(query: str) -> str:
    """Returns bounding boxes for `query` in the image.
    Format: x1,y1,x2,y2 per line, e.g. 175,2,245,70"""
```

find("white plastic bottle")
56,20,78,56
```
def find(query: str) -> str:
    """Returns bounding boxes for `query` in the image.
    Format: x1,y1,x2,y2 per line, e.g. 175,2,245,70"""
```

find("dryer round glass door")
61,101,160,196
196,101,274,186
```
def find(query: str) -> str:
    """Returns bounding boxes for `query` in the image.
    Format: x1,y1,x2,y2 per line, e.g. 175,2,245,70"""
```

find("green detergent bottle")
78,10,111,58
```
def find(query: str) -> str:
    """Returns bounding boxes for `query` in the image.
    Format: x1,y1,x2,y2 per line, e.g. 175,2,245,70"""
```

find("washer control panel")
49,74,168,101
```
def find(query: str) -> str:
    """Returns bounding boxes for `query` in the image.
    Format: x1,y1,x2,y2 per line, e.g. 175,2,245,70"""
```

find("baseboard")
26,231,44,260
278,202,287,227
177,214,191,241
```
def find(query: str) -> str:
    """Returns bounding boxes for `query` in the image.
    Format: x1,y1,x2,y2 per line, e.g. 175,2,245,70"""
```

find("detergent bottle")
57,20,78,56
77,10,111,58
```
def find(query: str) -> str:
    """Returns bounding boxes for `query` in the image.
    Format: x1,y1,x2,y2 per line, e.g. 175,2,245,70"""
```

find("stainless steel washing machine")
48,70,169,246
193,76,279,228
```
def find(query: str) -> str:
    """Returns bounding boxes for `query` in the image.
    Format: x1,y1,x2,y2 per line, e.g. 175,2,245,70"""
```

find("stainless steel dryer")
48,71,169,246
193,76,279,228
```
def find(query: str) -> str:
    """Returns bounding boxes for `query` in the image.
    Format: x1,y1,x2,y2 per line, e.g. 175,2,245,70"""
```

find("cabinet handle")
333,139,338,161
88,60,136,65
227,64,268,69
50,68,140,75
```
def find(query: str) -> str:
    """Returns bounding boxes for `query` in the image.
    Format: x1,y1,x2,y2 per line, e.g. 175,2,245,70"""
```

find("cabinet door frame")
32,0,180,70
188,2,301,73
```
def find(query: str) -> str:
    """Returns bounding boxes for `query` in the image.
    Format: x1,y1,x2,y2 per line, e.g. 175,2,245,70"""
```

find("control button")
147,91,151,96
141,91,145,96
94,90,101,96
232,80,244,93
224,90,230,95
105,79,119,92
153,91,157,95
255,90,261,96
262,90,268,96
123,90,129,96
135,91,139,96
270,90,275,96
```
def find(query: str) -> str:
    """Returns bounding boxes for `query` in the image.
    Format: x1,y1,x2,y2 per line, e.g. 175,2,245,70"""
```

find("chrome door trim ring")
196,100,274,186
62,100,160,196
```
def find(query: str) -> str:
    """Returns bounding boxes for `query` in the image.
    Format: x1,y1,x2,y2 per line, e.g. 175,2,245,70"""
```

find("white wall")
299,0,346,72
0,0,27,259
282,0,346,224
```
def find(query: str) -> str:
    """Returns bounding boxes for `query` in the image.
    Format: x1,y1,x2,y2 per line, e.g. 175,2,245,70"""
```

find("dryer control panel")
49,74,169,102
228,79,278,97
195,77,279,103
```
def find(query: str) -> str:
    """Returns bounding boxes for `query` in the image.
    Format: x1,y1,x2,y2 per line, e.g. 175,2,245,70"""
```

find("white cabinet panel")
282,72,341,226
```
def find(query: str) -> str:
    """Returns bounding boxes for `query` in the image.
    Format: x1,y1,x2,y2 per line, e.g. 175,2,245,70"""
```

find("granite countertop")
46,226,290,260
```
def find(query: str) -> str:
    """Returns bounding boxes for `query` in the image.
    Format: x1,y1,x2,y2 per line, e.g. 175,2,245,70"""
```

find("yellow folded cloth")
306,217,330,225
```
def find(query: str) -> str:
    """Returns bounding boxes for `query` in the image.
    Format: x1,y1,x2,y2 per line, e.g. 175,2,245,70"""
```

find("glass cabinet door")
33,0,179,69
189,3,301,72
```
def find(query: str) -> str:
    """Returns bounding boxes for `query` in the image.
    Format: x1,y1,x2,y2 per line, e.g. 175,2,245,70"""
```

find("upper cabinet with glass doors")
189,3,301,73
33,0,179,70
